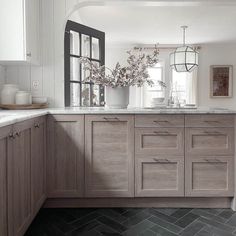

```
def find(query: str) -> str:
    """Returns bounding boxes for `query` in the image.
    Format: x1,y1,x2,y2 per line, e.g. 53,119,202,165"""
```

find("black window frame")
64,20,105,107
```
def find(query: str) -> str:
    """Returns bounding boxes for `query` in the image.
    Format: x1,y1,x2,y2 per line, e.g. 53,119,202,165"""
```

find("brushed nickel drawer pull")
204,158,222,163
204,131,221,135
34,123,40,128
153,120,169,123
103,117,119,121
154,131,169,135
9,133,15,139
153,158,170,163
204,120,220,123
15,132,21,137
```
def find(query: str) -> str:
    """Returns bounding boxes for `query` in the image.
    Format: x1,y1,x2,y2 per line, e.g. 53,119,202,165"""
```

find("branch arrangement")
79,46,166,88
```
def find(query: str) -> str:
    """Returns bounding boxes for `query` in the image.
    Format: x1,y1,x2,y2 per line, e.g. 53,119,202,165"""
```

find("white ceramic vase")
1,84,19,104
105,86,129,109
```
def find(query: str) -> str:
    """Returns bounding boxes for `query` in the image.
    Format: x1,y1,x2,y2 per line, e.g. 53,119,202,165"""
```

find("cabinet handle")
103,117,119,121
9,133,15,139
26,52,32,57
153,131,169,135
153,120,169,124
204,131,221,135
15,132,21,137
34,123,40,128
204,158,222,163
204,120,220,124
153,158,170,163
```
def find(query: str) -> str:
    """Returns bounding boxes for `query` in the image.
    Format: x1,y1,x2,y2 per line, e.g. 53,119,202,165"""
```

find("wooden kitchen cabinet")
8,119,33,236
85,115,134,197
135,157,184,197
185,127,234,156
47,115,84,198
0,0,40,64
31,117,46,217
185,157,234,197
0,126,11,236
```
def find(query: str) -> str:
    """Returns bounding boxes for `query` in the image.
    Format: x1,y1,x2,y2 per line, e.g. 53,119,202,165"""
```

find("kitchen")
1,0,236,236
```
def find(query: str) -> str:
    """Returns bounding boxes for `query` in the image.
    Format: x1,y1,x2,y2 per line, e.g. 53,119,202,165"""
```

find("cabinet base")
44,197,232,209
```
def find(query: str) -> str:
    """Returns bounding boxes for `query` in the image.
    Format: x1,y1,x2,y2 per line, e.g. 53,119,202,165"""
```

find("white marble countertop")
0,107,235,128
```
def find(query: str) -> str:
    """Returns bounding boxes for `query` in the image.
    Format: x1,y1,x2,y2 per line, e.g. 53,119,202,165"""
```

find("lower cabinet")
8,120,33,236
0,126,11,236
185,157,234,197
135,157,184,197
47,115,84,198
31,117,46,216
85,115,134,197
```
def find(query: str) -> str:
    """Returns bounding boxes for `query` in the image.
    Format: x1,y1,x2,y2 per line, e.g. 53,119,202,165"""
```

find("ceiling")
72,5,236,45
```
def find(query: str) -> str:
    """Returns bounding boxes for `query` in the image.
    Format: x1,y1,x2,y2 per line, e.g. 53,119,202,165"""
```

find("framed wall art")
210,65,233,98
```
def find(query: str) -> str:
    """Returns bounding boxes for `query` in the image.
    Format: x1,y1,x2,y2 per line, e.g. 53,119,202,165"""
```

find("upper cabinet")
0,0,40,65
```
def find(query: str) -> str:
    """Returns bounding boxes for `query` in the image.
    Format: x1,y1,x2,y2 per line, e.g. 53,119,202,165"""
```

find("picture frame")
210,65,233,98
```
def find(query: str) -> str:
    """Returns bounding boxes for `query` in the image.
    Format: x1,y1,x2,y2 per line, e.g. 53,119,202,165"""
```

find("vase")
105,86,129,109
1,84,19,104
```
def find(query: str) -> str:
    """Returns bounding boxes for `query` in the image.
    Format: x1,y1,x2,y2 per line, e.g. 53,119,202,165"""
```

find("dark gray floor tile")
154,208,178,216
199,216,235,233
227,214,236,227
140,229,157,236
203,225,235,236
179,220,206,236
98,209,128,223
148,208,177,223
192,209,227,223
71,212,101,228
122,210,151,227
171,209,192,219
219,209,235,219
95,224,122,236
203,208,224,215
122,209,144,218
175,213,199,228
196,229,214,236
148,216,182,234
150,224,179,236
69,220,100,236
97,216,127,233
123,219,155,236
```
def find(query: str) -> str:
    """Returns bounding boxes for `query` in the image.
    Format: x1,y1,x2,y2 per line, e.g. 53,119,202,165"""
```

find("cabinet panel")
85,115,134,197
135,157,184,197
186,128,234,156
47,115,84,198
8,120,32,236
185,157,234,197
31,117,46,216
0,126,11,236
135,128,184,156
185,115,234,128
135,115,184,128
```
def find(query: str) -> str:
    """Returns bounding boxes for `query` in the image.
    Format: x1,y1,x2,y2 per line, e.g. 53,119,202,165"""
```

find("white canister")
1,84,19,104
15,91,32,105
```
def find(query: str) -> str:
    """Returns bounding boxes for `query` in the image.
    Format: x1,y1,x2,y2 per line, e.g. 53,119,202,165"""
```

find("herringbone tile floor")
24,208,236,236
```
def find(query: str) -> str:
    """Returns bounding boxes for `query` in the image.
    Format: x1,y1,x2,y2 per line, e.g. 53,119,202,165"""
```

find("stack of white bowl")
151,97,165,107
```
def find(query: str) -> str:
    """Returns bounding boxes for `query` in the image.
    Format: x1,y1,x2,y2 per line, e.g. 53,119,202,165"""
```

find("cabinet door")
31,117,46,216
0,126,11,236
47,115,84,198
85,115,134,197
135,128,184,156
185,157,234,197
186,128,234,156
135,157,184,197
8,120,33,236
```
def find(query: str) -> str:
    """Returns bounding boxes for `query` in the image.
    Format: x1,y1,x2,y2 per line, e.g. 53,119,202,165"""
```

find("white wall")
3,0,236,109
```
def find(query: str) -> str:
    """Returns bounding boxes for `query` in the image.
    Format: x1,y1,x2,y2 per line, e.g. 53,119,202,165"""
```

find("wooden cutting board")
0,103,48,110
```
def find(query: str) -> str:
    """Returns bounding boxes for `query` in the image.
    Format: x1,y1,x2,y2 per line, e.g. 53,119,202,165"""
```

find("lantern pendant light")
170,26,199,72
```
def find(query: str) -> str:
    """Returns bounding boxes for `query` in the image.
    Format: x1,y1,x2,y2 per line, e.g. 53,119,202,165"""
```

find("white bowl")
32,96,48,104
152,97,165,104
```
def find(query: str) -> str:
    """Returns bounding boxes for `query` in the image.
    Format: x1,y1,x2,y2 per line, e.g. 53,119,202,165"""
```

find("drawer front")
185,115,234,128
135,128,184,156
135,115,184,127
135,157,184,197
186,128,234,156
185,157,234,197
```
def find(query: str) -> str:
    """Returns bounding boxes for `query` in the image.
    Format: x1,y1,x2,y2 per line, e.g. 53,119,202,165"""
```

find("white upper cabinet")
0,0,40,65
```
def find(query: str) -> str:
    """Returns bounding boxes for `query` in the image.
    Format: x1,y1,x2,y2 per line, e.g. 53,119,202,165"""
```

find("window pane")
92,37,100,60
70,83,80,106
81,34,90,57
81,84,91,106
70,31,80,55
70,57,80,81
147,67,163,91
81,63,90,82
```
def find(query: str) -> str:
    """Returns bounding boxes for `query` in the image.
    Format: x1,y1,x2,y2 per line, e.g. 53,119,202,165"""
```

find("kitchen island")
1,107,236,236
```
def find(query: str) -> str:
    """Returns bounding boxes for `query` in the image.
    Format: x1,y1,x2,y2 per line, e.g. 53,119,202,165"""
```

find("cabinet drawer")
135,128,184,156
186,128,234,156
135,115,184,127
185,157,234,197
185,115,234,127
135,157,184,197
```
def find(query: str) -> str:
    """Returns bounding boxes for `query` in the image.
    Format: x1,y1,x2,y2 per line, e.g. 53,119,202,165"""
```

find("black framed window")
64,20,105,107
